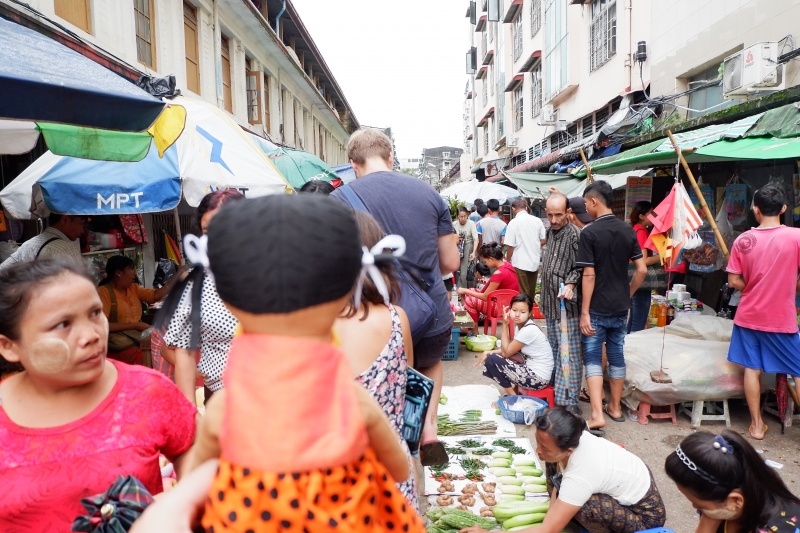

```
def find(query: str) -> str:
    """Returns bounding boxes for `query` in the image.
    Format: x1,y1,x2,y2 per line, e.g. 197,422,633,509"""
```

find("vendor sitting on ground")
665,430,800,533
98,255,175,365
474,294,553,396
463,407,666,533
458,242,519,323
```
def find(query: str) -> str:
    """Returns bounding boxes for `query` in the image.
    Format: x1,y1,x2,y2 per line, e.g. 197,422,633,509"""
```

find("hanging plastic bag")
152,258,178,288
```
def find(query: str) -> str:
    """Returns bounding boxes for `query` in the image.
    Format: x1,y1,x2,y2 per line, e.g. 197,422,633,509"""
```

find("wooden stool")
631,402,677,425
681,400,731,428
761,390,800,431
518,385,555,408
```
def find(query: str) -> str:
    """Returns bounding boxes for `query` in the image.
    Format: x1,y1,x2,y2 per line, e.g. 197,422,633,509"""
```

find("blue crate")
442,328,460,361
496,395,548,424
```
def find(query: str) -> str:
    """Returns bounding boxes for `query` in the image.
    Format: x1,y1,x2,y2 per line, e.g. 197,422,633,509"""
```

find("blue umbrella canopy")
0,17,164,131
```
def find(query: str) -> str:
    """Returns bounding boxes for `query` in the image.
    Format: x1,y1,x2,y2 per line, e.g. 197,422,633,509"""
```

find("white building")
1,0,358,165
463,0,651,177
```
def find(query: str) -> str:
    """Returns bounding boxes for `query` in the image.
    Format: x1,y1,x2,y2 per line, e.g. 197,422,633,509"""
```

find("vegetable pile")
437,414,497,436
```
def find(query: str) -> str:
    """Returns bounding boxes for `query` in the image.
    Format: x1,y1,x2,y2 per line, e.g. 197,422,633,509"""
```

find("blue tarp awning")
0,16,164,131
332,163,356,184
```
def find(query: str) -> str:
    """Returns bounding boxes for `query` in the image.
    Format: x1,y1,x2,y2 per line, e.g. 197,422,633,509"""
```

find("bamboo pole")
666,130,730,259
173,207,185,265
579,148,594,183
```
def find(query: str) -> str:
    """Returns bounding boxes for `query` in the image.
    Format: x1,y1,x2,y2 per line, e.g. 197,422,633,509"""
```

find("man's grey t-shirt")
478,216,507,245
331,171,455,337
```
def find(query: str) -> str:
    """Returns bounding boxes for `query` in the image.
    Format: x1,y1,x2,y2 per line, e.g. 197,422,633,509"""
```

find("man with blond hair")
332,128,461,466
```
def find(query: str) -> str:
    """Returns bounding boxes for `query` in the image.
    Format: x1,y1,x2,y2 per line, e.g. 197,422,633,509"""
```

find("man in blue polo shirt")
576,181,646,433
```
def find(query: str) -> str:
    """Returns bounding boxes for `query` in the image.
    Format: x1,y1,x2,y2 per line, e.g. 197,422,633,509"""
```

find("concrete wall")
650,0,800,111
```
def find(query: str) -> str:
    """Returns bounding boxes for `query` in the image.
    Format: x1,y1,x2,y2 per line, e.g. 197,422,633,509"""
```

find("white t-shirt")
504,211,546,272
558,431,651,507
514,320,553,381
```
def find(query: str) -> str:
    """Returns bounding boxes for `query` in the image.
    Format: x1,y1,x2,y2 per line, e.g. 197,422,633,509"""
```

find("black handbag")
466,260,477,282
402,368,435,455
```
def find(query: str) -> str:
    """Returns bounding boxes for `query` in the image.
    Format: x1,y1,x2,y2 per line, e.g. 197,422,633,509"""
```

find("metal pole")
666,130,730,259
173,207,185,265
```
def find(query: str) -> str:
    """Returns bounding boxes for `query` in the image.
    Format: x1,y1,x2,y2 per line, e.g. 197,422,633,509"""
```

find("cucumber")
507,526,533,532
520,476,546,485
524,484,548,493
498,476,523,485
499,485,526,495
498,494,526,502
490,458,512,467
502,513,547,529
492,451,513,459
492,467,517,477
492,502,550,519
516,467,543,477
512,457,537,467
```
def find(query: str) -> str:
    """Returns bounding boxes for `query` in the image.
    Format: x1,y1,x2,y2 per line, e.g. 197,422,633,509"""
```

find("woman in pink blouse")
0,259,196,533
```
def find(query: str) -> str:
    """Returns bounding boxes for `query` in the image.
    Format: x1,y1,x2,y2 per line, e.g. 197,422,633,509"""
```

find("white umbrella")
439,179,521,204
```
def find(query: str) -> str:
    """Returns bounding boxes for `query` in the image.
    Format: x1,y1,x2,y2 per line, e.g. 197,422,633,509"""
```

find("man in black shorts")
332,129,460,466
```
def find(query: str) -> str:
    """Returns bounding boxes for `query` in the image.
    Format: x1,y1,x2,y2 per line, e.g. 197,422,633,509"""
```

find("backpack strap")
35,237,61,259
104,285,118,324
338,184,369,213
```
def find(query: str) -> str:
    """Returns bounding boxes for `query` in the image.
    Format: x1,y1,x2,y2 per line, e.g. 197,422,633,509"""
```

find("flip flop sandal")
584,420,605,437
420,441,450,467
578,388,608,405
603,404,626,423
748,423,768,440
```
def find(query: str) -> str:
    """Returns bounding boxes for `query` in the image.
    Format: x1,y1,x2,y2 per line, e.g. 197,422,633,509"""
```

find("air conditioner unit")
507,136,518,147
555,120,567,132
541,104,556,124
723,42,785,99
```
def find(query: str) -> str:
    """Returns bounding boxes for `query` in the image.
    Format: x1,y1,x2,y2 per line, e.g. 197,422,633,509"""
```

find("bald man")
540,193,583,412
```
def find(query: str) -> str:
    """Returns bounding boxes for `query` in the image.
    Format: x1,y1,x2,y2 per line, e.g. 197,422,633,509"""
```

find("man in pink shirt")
727,185,800,440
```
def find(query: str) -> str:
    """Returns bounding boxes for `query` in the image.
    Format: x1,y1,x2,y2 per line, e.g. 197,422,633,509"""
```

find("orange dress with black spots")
202,334,424,533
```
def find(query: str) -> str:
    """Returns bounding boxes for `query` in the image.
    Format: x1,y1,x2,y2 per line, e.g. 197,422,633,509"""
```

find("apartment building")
421,146,464,188
463,0,650,178
649,0,800,120
1,0,357,166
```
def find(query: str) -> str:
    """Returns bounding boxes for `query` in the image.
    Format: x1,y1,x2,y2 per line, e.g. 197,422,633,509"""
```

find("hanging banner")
625,177,653,218
688,184,714,221
724,184,748,226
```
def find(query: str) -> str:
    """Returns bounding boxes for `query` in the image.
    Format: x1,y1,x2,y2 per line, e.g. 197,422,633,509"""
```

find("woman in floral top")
335,211,417,509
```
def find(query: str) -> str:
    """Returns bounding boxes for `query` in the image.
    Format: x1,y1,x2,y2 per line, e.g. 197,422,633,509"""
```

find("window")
263,74,271,134
530,64,542,118
443,152,451,158
56,0,91,33
594,106,610,130
513,86,523,131
495,21,505,139
220,35,232,112
246,69,262,125
481,32,487,60
490,117,495,146
544,0,568,101
183,2,200,94
482,80,488,106
530,0,541,38
489,65,494,95
687,65,731,119
512,13,523,62
580,116,593,138
483,126,489,155
589,0,616,72
134,0,156,68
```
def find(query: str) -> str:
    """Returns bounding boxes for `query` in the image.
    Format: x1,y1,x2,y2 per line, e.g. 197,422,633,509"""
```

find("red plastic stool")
517,385,555,408
631,401,677,425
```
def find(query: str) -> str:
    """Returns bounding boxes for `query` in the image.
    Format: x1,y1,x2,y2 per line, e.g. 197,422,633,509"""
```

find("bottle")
648,301,659,329
451,288,459,307
657,302,667,327
667,304,675,325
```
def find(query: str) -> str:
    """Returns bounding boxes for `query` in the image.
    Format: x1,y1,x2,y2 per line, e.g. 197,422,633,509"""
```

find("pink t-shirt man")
0,360,196,533
727,225,800,333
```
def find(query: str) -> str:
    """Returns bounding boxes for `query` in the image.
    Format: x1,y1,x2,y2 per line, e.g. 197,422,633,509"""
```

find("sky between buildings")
291,0,466,159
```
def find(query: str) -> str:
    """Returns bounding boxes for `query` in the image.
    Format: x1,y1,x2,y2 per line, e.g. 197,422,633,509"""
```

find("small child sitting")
177,194,424,532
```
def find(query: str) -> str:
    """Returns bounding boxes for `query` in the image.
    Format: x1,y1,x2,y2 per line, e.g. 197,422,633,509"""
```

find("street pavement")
441,334,800,532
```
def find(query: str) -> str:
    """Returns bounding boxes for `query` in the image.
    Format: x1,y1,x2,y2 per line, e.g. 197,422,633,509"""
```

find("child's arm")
353,383,410,483
183,389,225,473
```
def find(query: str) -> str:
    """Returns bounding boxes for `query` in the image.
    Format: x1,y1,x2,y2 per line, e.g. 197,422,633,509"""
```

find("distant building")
421,146,463,189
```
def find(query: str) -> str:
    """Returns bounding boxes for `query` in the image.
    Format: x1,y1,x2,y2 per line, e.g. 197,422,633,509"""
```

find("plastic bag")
506,397,542,425
0,240,19,263
152,258,178,288
135,75,181,98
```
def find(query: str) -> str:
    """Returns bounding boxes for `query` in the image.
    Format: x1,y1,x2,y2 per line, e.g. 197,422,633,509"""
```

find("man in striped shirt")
540,192,583,413
0,214,85,270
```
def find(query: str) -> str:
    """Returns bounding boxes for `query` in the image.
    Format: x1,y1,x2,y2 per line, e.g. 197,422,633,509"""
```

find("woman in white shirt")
462,407,666,533
474,294,553,396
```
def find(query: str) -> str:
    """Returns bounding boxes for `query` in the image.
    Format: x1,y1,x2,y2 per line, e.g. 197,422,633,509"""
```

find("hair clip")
676,444,719,485
354,235,406,309
712,435,734,454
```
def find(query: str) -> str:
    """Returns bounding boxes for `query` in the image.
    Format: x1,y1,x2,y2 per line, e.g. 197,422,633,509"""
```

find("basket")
442,328,460,361
496,395,548,424
464,335,497,352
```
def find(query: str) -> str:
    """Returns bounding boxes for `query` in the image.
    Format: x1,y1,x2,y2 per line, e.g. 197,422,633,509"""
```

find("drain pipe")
275,0,287,42
213,0,223,109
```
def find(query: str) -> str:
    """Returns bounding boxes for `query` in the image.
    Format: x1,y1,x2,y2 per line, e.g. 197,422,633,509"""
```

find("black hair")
476,262,491,277
98,255,134,286
471,205,477,212
474,198,484,206
583,180,613,208
479,242,504,261
194,189,245,232
534,407,583,450
48,213,64,225
510,293,533,312
457,206,470,215
753,185,785,217
477,204,489,217
665,430,799,533
486,198,500,212
0,259,94,341
629,200,653,226
299,180,335,195
511,198,528,211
